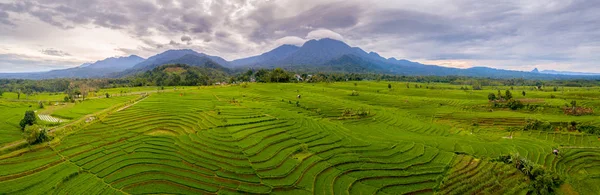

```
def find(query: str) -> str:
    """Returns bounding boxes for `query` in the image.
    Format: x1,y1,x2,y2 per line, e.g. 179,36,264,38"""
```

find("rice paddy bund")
1,81,600,194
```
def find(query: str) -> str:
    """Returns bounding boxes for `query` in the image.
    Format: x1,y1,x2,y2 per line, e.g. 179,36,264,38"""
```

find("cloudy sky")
1,0,599,73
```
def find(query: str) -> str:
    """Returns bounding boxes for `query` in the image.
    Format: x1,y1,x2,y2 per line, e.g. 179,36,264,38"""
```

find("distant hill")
163,54,231,73
117,49,230,77
134,63,229,86
531,68,600,76
0,55,144,79
230,38,594,79
2,39,599,80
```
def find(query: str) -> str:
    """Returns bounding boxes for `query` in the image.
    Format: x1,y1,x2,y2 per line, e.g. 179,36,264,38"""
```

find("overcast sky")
1,0,599,73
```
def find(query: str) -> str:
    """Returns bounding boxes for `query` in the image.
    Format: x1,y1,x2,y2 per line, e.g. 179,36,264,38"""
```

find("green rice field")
1,82,599,194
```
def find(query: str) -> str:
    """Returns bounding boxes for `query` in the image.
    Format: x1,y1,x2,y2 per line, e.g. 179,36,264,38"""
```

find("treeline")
127,64,229,87
2,66,600,95
0,78,132,94
229,68,600,87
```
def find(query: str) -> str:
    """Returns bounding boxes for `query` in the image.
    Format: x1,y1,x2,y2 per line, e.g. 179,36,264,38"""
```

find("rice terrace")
1,81,600,195
2,0,600,194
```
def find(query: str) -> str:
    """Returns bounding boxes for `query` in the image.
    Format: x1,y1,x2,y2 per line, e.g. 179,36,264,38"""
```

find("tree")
535,81,543,90
17,89,21,99
570,100,577,114
105,93,110,98
38,101,44,109
488,93,497,101
0,89,3,96
23,88,34,99
23,125,49,145
472,80,482,90
269,68,291,82
505,90,513,100
19,110,36,130
388,83,392,89
522,91,526,96
507,99,524,110
529,165,563,195
497,90,503,100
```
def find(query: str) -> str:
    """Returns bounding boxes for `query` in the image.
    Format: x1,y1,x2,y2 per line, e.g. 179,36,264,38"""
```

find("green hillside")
1,81,599,194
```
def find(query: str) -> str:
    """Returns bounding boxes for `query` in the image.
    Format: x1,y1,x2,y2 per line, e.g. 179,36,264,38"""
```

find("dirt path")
116,95,148,112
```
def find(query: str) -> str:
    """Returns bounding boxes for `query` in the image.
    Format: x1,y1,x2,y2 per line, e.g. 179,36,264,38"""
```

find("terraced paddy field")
1,82,600,194
0,101,39,145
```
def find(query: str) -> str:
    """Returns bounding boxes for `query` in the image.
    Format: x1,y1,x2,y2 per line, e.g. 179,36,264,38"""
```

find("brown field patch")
163,67,185,74
518,98,545,103
145,129,179,136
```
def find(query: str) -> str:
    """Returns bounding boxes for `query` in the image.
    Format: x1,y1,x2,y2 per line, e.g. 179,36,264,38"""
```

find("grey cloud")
0,11,15,26
1,0,600,72
0,53,80,72
181,35,192,42
169,40,180,46
245,2,363,41
215,31,230,38
41,48,71,56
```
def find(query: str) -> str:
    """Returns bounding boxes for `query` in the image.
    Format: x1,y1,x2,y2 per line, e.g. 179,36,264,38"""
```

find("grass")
0,81,599,194
0,101,38,144
48,95,139,119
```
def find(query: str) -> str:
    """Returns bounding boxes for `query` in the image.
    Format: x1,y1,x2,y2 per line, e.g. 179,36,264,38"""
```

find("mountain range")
1,38,598,80
0,55,144,79
531,68,600,76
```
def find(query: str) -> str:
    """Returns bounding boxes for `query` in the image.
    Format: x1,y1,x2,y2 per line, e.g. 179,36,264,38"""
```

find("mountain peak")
127,55,143,59
368,52,382,58
303,38,348,47
272,44,300,52
531,68,540,73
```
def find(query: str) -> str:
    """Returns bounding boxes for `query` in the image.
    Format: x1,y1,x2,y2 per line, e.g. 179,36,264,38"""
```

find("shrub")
350,90,359,96
522,91,526,96
529,166,563,195
488,93,497,101
23,125,49,145
19,110,36,130
495,154,563,194
300,143,309,152
505,90,513,100
578,125,600,135
507,99,524,110
524,119,553,131
105,93,110,98
341,108,370,118
388,83,391,89
38,101,44,109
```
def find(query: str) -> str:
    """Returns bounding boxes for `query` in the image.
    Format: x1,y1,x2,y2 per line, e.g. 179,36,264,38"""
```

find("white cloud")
0,0,599,73
274,36,306,46
305,29,344,41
